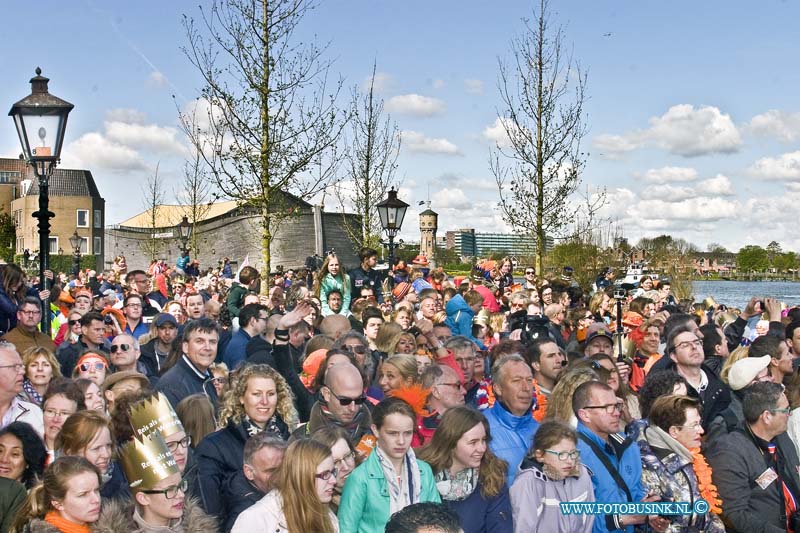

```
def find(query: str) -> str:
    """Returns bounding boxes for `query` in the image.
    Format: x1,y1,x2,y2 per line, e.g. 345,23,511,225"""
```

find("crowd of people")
0,247,797,532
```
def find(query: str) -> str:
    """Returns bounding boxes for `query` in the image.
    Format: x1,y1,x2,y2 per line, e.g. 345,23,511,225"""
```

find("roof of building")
27,169,102,198
419,208,438,216
116,200,240,229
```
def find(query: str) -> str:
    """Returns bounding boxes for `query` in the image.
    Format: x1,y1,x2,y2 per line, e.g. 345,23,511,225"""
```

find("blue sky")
2,1,800,253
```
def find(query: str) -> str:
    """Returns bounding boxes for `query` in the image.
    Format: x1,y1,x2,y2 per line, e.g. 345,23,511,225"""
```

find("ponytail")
9,484,46,532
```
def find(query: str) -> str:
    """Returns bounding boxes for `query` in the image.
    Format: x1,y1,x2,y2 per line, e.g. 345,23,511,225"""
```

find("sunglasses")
110,344,131,353
79,362,106,372
525,270,535,275
329,390,367,406
345,344,367,355
68,319,81,326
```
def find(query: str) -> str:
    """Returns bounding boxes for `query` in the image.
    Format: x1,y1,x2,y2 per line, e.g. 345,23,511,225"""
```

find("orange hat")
300,349,327,390
392,282,412,302
622,311,644,329
75,352,108,371
58,291,75,305
74,289,93,301
101,307,127,333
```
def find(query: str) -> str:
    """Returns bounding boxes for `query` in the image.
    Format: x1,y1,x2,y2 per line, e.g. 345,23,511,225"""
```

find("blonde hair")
218,364,298,428
374,322,405,353
381,355,419,385
23,346,62,380
176,394,216,447
277,439,336,533
56,410,114,457
545,367,599,423
720,345,750,385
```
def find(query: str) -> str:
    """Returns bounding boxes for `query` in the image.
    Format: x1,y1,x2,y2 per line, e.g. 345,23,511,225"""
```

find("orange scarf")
44,511,91,533
689,448,723,514
533,381,548,422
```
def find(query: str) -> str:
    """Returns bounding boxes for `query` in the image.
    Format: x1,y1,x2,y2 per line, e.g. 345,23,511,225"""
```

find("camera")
508,310,553,345
613,286,627,300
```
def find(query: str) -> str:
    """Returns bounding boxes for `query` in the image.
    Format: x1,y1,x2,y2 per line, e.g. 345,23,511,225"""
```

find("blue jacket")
445,480,513,533
156,355,219,409
484,400,538,486
338,450,440,533
444,294,486,349
576,422,645,533
223,328,251,370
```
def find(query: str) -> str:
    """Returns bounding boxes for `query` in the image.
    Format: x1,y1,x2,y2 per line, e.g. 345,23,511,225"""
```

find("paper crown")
119,432,179,489
128,392,185,440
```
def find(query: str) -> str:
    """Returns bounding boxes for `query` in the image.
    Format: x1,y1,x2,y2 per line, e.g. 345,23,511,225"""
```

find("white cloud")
146,70,167,88
401,130,460,155
363,72,393,93
464,78,484,95
105,108,147,125
630,197,739,222
641,166,699,183
432,188,472,209
386,94,446,117
593,104,742,158
695,174,734,196
62,132,148,173
748,151,800,180
482,117,522,149
105,121,187,156
432,79,445,90
748,109,800,142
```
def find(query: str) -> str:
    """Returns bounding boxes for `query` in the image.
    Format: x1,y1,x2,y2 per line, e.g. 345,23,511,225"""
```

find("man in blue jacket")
574,381,668,532
484,354,539,485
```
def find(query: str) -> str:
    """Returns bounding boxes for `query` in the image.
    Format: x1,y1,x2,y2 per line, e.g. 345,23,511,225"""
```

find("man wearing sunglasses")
57,311,110,377
109,333,153,379
1,296,55,355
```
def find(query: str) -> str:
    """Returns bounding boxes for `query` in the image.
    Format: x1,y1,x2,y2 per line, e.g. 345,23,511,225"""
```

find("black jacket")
222,471,264,532
194,418,288,523
57,338,111,377
139,337,164,377
272,342,314,422
155,355,219,409
707,424,800,532
245,335,275,367
349,266,384,302
659,358,731,430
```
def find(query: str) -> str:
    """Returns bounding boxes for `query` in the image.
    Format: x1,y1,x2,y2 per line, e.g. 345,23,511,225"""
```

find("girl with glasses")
511,420,595,532
195,364,297,526
338,397,440,532
418,407,512,533
70,353,108,386
232,439,339,533
311,426,361,513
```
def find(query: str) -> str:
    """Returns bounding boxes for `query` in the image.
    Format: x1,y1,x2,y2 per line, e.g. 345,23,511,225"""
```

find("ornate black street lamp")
177,215,192,255
376,187,409,266
68,230,81,277
9,68,74,332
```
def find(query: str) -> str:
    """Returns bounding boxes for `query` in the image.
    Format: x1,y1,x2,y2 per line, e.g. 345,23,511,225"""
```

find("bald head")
324,362,364,391
320,315,351,339
321,363,364,424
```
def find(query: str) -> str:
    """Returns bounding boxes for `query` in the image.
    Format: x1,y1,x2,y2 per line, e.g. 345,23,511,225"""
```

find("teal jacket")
320,272,351,316
338,450,441,533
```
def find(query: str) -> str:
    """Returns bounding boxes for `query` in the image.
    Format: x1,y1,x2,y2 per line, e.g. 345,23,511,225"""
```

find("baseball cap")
728,355,771,391
584,323,613,346
154,313,178,328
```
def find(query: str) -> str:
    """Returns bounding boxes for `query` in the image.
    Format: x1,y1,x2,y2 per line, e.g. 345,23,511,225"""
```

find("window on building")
93,237,101,255
77,209,89,228
48,237,59,255
0,171,20,184
79,237,88,255
16,238,23,253
94,210,101,228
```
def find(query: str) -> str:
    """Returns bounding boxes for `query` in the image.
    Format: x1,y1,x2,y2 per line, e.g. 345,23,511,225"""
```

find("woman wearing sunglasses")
195,363,297,526
338,397,440,533
232,439,339,532
70,352,108,386
510,420,595,532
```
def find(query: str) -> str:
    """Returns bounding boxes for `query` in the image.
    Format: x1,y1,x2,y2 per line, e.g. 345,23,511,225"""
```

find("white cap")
728,355,772,391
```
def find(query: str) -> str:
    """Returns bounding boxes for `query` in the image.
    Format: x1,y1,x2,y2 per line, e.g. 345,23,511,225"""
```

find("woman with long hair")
589,353,641,422
73,379,105,412
510,420,595,532
56,411,125,500
21,347,62,406
11,456,102,533
0,422,47,489
544,367,599,427
338,397,440,532
377,355,419,396
232,439,339,532
588,291,611,324
314,253,351,317
195,363,297,523
41,380,85,465
311,426,360,514
0,264,30,335
175,394,216,450
417,407,512,533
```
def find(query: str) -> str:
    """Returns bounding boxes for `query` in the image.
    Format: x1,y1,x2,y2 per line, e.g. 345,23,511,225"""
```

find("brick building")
0,157,105,270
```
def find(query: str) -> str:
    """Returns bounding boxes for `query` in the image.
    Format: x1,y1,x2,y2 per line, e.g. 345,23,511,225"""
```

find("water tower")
419,202,438,267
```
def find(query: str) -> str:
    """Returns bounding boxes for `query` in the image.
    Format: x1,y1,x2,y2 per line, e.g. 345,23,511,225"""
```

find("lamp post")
9,68,74,333
177,215,192,255
376,187,409,266
68,230,81,277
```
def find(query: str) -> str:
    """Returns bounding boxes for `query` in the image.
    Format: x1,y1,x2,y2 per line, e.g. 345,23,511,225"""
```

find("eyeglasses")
0,363,25,372
333,451,356,469
344,344,367,355
165,436,192,452
125,303,142,309
525,270,535,275
544,449,580,461
329,390,367,406
68,319,82,326
676,421,703,431
140,478,188,499
674,339,703,351
315,468,338,481
770,408,791,414
79,362,106,372
19,309,40,316
582,402,624,414
44,408,75,419
110,344,131,353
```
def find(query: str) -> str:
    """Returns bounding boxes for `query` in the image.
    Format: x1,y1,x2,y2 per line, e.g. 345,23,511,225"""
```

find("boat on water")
616,262,659,287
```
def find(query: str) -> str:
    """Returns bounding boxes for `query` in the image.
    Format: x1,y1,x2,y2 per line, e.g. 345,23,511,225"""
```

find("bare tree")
176,149,215,258
178,0,346,282
335,61,401,252
491,0,601,275
141,163,166,262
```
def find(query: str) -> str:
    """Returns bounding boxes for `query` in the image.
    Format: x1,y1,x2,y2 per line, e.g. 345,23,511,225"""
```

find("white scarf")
374,445,422,515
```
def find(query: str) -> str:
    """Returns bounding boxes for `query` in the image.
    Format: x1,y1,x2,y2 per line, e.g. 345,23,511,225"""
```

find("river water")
692,280,800,307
